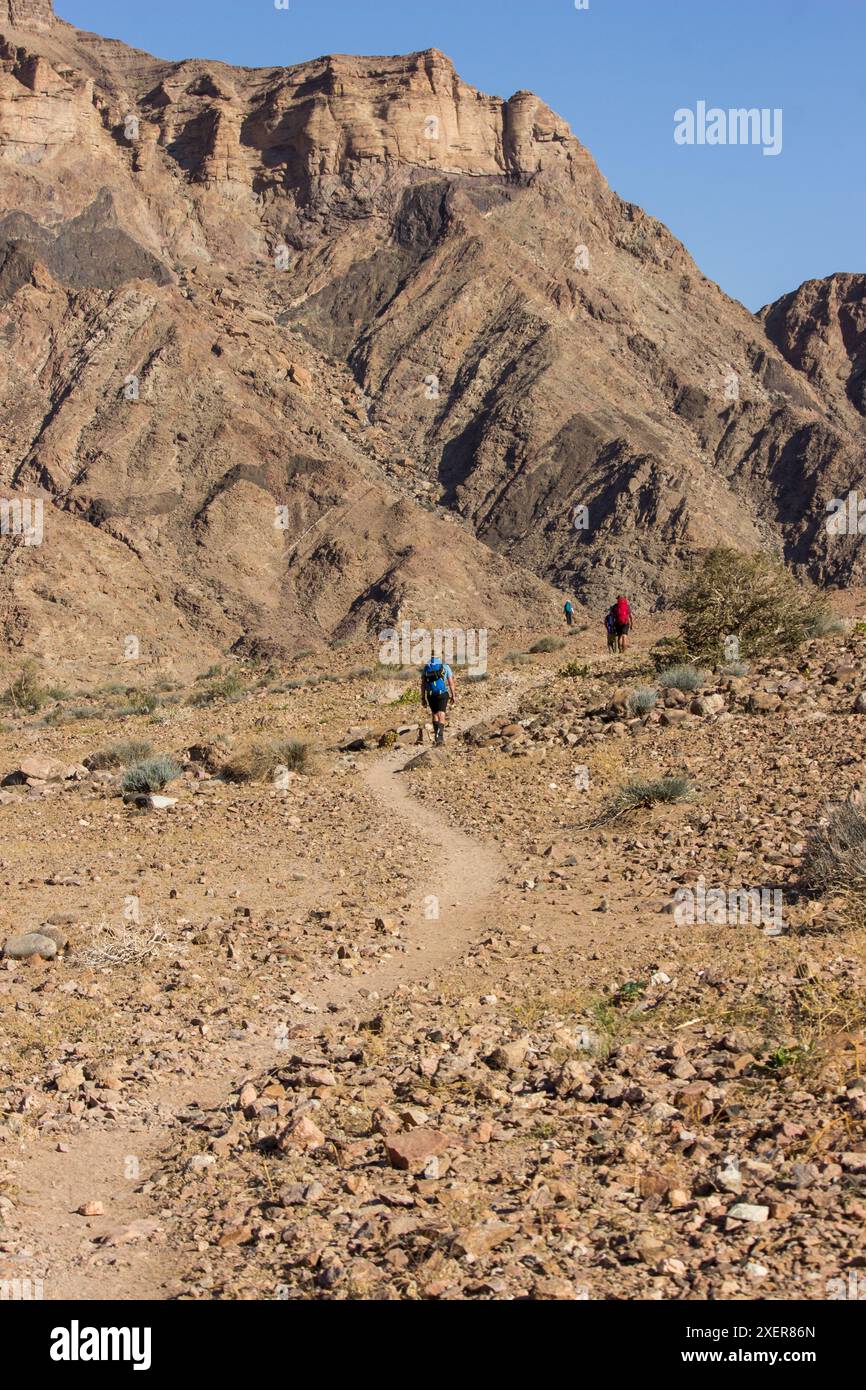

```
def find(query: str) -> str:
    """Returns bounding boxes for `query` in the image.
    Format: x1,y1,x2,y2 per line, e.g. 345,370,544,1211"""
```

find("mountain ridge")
0,2,864,675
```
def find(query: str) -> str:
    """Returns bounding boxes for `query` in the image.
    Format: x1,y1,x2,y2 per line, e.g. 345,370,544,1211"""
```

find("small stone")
278,1115,326,1151
728,1202,769,1223
185,1154,218,1174
77,1201,104,1217
486,1037,530,1071
384,1128,451,1171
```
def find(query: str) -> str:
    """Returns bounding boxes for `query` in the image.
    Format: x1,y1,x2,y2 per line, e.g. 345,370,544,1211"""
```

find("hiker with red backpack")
613,594,632,653
420,656,456,746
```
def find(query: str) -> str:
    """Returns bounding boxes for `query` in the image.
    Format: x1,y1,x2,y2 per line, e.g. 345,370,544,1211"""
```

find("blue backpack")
422,659,448,695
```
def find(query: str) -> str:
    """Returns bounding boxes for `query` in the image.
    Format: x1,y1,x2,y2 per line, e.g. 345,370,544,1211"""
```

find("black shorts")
427,692,450,715
615,621,630,636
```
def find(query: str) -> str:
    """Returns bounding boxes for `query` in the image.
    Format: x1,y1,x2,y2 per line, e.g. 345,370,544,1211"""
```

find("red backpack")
615,597,630,625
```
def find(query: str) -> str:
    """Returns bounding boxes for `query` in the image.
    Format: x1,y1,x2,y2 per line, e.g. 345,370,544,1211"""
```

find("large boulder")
2,755,77,786
3,931,58,960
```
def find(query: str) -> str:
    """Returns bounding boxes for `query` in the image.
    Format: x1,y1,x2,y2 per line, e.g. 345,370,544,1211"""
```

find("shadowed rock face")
0,191,172,302
0,9,862,674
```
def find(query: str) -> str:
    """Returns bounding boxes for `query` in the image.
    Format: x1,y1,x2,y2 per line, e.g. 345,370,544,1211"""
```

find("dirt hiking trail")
7,681,543,1300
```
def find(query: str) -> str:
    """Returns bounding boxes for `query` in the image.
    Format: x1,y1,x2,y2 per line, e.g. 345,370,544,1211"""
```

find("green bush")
121,756,181,795
560,661,589,679
392,687,421,705
675,547,828,663
650,637,692,672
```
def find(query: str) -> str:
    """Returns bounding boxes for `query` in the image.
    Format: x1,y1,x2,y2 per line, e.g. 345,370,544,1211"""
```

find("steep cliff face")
3,0,54,31
760,274,866,422
0,6,862,674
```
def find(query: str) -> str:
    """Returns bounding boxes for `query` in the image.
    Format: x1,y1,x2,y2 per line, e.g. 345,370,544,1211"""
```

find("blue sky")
55,0,865,311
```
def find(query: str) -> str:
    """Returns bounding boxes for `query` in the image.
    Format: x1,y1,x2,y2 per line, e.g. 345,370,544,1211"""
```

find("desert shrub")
627,686,658,715
675,547,828,663
3,661,48,713
121,756,181,795
87,739,155,771
578,774,692,829
529,636,566,654
560,661,590,679
721,661,751,677
392,687,421,705
804,612,846,638
801,803,866,895
657,664,706,692
376,664,418,680
188,671,245,706
46,685,71,701
222,738,309,783
45,704,103,726
650,637,692,671
122,690,160,716
615,775,692,811
507,651,530,665
272,739,309,771
347,666,374,679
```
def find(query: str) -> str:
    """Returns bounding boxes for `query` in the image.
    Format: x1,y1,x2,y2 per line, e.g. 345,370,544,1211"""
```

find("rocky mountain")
0,0,863,675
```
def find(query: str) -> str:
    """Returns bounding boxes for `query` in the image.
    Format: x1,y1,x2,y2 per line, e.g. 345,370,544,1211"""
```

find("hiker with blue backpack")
421,656,456,746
